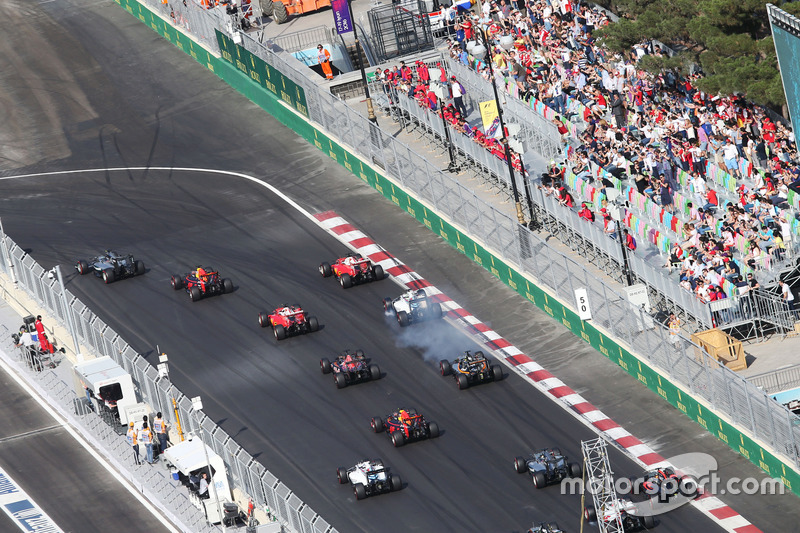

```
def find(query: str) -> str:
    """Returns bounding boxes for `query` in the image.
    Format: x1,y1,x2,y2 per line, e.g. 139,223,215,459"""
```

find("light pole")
191,396,224,525
472,30,526,225
345,0,377,124
53,265,82,362
432,81,459,172
157,351,185,442
608,202,634,286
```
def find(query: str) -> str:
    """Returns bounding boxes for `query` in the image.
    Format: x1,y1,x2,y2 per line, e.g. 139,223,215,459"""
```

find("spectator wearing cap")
578,203,595,222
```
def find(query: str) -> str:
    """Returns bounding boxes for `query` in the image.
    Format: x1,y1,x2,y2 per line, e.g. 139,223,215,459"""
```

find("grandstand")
369,0,800,341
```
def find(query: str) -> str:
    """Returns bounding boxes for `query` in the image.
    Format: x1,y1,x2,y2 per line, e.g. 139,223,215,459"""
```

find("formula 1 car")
320,350,381,388
370,408,439,447
632,466,697,501
439,350,503,390
383,288,443,327
258,304,319,340
319,253,385,288
584,500,655,531
514,448,582,489
76,250,145,284
336,459,402,500
528,523,564,533
171,267,233,302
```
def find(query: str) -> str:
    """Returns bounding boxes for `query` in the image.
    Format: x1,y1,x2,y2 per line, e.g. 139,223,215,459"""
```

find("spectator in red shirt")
558,186,574,207
624,229,637,251
578,203,595,222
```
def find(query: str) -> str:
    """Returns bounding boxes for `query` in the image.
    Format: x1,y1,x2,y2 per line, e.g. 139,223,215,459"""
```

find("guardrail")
108,0,800,502
0,226,337,533
270,25,333,53
750,364,800,395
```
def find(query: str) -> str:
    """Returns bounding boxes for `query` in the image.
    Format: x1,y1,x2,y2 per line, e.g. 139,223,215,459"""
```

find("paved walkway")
0,279,220,533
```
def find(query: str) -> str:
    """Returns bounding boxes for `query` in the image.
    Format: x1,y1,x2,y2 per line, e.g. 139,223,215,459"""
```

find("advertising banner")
331,0,353,34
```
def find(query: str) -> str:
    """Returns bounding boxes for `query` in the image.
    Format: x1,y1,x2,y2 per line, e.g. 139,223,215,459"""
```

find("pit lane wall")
114,0,800,498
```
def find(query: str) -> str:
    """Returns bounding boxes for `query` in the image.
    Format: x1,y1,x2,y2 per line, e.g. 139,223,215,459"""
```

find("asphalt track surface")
0,0,797,532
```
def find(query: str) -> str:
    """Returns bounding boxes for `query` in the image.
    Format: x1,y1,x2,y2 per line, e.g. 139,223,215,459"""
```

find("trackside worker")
139,422,154,464
317,44,333,80
127,422,140,466
153,412,169,454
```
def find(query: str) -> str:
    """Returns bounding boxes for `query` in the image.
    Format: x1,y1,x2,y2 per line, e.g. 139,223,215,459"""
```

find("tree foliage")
593,0,798,111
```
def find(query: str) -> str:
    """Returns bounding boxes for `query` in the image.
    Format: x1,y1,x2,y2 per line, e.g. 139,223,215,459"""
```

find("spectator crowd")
428,0,800,308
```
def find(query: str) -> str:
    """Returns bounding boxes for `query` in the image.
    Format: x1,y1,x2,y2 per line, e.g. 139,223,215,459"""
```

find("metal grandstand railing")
749,364,800,395
269,25,333,53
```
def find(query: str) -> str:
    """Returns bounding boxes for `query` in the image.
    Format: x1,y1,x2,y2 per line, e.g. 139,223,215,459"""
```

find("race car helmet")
415,289,425,298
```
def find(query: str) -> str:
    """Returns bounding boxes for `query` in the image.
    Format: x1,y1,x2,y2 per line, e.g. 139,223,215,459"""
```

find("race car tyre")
431,302,443,319
337,467,348,484
320,358,332,374
383,297,393,313
397,311,410,327
171,275,183,290
439,360,451,376
102,270,115,284
319,262,332,277
354,483,367,500
222,278,233,293
584,507,597,522
642,515,655,528
371,417,384,433
135,260,145,276
272,0,288,24
273,324,287,341
456,373,469,390
258,313,269,328
491,365,503,381
514,456,527,474
339,273,353,289
391,431,405,447
259,0,273,16
372,264,384,280
569,462,582,478
390,474,402,492
369,364,381,380
308,316,319,332
427,422,439,438
355,350,365,358
189,286,201,301
532,471,547,489
76,261,89,275
334,373,347,389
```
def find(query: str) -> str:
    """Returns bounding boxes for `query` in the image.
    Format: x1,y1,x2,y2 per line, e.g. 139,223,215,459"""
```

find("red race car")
258,305,319,340
319,253,384,289
370,408,440,447
171,267,233,302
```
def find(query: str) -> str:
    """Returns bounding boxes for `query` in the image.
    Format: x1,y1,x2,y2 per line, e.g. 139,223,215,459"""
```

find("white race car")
337,459,402,500
383,288,443,327
585,499,656,531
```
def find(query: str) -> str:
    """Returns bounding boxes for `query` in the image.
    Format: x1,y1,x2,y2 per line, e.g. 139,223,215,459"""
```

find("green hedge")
116,0,800,497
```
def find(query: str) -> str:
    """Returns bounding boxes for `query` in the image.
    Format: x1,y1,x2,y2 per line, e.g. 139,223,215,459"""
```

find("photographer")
13,326,39,370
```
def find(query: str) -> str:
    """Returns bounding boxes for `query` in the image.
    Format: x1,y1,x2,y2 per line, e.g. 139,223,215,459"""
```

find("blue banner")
331,0,353,34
